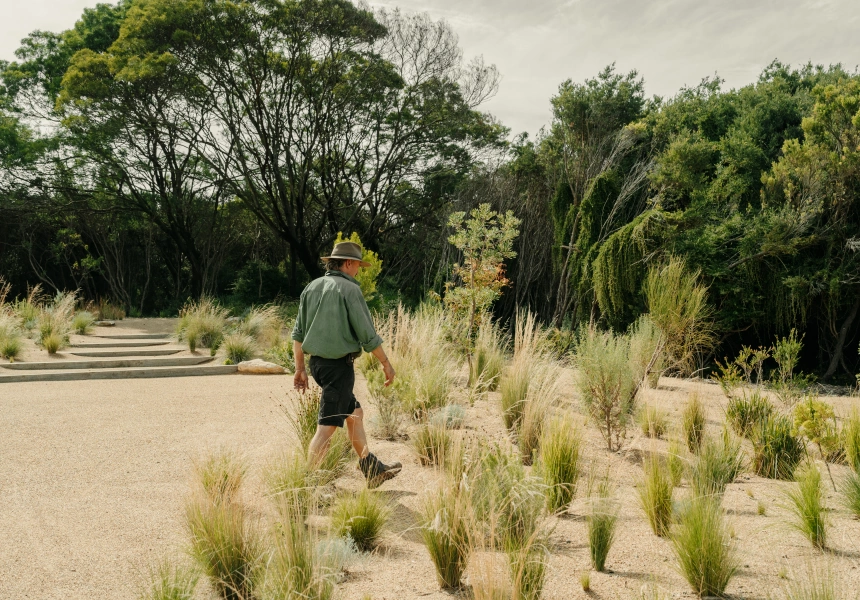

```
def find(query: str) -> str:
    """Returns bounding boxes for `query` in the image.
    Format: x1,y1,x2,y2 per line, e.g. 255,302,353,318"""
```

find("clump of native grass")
586,470,619,572
412,422,453,467
470,319,507,392
535,414,582,513
366,369,406,440
72,310,95,335
264,450,317,518
667,438,686,487
37,291,77,354
688,432,745,500
223,333,256,364
499,310,548,431
638,454,674,537
628,314,665,389
185,451,262,600
516,361,562,465
0,283,23,361
575,328,637,451
844,409,860,473
97,298,126,321
265,339,295,372
726,391,774,439
177,298,228,353
375,305,454,418
671,496,739,597
839,470,860,517
785,463,828,550
139,559,199,600
430,404,466,430
329,488,391,552
420,483,473,589
258,497,337,600
753,413,805,480
239,304,282,349
638,403,668,439
780,562,847,600
681,392,706,454
12,283,42,330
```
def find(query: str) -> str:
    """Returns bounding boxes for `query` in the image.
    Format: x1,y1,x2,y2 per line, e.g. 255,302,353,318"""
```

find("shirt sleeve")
345,286,383,352
291,293,305,343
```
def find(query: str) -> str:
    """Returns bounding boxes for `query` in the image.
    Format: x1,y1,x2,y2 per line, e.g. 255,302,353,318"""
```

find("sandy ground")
2,320,860,599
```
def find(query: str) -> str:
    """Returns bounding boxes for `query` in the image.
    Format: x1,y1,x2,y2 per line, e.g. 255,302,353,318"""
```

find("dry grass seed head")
240,304,282,349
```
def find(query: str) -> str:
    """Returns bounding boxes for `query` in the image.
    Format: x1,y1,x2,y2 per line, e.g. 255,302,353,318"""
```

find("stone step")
91,333,171,340
1,356,213,371
69,349,182,358
0,364,238,383
72,341,171,348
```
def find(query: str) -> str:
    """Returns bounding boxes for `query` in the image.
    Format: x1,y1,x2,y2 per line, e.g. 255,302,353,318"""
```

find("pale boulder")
237,359,286,375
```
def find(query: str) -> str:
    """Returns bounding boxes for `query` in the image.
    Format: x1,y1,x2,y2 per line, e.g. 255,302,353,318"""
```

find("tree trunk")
823,294,860,380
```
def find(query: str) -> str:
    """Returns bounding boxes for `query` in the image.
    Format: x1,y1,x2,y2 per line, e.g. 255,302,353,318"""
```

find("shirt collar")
325,270,359,286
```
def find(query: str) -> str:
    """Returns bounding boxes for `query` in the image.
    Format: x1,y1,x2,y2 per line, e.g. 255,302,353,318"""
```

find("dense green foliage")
1,0,858,377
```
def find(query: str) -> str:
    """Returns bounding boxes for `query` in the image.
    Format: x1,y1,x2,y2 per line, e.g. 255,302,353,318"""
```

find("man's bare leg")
345,407,369,459
308,425,337,467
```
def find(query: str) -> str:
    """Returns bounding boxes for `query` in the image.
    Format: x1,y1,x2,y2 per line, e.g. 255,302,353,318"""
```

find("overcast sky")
2,0,858,135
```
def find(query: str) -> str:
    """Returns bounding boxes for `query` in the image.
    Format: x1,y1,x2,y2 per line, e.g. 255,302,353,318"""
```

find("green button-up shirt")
291,271,383,359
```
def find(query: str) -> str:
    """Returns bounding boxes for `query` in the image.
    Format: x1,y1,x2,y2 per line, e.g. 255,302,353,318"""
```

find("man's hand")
294,369,308,391
382,361,396,387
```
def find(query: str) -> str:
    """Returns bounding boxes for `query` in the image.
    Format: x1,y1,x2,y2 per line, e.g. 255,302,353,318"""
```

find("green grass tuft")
72,311,95,335
671,496,739,596
666,438,685,487
535,415,582,512
681,393,706,454
689,433,745,500
844,410,860,473
839,470,860,518
726,391,773,439
753,414,805,480
785,464,828,549
223,332,256,364
638,403,668,438
330,489,391,552
420,485,472,589
586,473,618,572
412,423,453,467
139,559,198,600
637,455,674,537
42,332,64,354
194,451,246,506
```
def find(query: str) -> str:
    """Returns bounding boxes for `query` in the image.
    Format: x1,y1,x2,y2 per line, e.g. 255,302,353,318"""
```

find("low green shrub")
793,396,844,464
139,559,198,600
840,470,860,518
535,415,582,512
420,485,472,589
726,392,773,438
330,489,391,551
223,332,256,364
752,414,805,480
671,496,738,597
72,311,95,335
637,455,673,537
430,404,466,430
689,433,745,500
682,393,705,454
785,464,828,549
265,340,295,372
412,423,452,467
638,403,668,439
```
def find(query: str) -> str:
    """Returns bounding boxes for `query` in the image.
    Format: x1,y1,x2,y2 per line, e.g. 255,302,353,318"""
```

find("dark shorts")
309,355,361,428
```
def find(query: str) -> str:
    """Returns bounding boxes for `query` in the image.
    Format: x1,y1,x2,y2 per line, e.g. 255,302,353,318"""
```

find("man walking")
292,241,402,489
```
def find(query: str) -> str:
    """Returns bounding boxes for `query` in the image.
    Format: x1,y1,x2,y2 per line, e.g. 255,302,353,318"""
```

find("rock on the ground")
237,359,286,374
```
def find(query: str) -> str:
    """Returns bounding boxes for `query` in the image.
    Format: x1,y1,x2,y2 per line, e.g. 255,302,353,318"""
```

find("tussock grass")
223,333,256,364
184,494,261,600
638,403,668,438
139,559,199,600
579,571,590,592
264,450,316,518
330,489,391,552
177,298,227,352
468,551,512,600
516,361,561,464
629,314,664,388
430,404,466,430
259,499,336,600
689,433,745,500
37,291,76,353
239,305,282,349
586,472,618,572
366,370,406,439
0,310,23,360
535,414,582,512
412,423,452,467
844,410,860,473
499,311,548,430
0,333,21,360
194,451,247,506
13,284,43,330
638,455,674,537
681,392,705,454
42,333,64,354
471,320,506,391
753,414,805,480
726,391,773,439
72,311,95,335
671,496,739,596
839,470,860,517
97,298,126,321
420,484,472,589
785,464,828,549
509,542,549,600
781,563,843,600
316,429,353,485
283,387,321,451
576,328,637,451
667,438,686,487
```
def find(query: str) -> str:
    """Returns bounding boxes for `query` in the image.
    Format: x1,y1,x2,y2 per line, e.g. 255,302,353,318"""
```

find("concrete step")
69,349,182,358
0,364,238,383
1,356,213,371
92,333,171,340
72,341,171,348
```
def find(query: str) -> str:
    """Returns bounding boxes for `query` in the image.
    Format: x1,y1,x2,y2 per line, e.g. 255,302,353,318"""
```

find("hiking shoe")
358,453,402,489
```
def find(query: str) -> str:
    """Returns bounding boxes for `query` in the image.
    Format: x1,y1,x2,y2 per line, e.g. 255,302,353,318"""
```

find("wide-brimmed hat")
321,241,371,268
